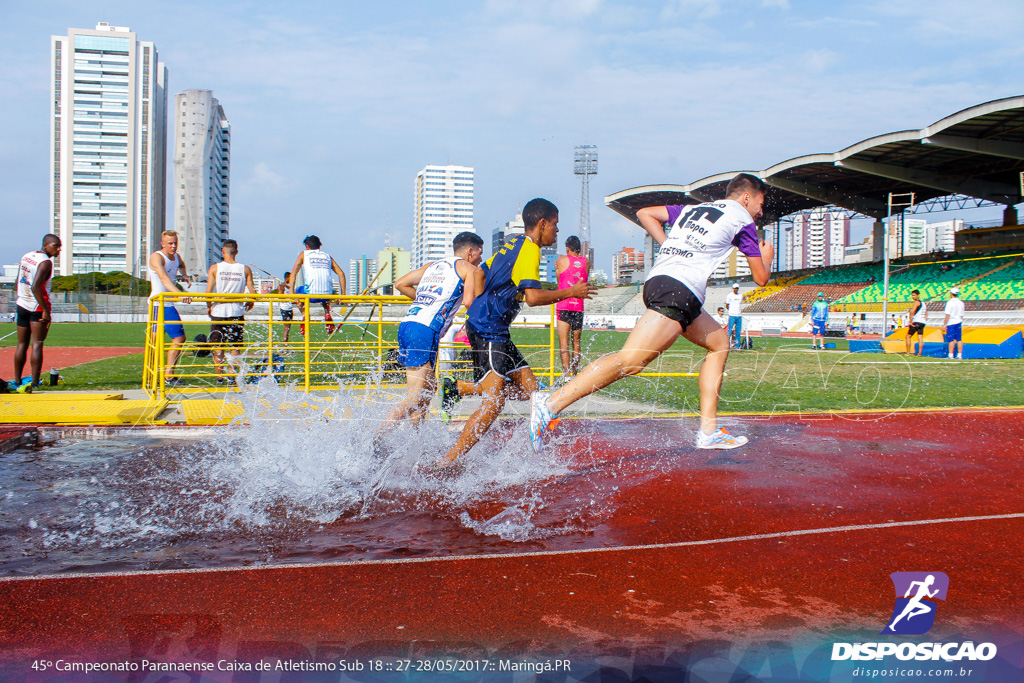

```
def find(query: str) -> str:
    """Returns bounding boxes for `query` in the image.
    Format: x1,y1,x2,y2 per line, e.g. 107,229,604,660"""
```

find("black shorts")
210,316,245,345
908,322,926,335
280,308,294,321
16,305,44,328
466,324,529,382
557,310,584,331
642,276,704,331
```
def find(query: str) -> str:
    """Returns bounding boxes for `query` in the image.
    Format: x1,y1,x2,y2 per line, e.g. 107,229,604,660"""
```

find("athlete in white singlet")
530,173,775,453
288,235,346,336
12,234,62,390
148,231,192,384
205,239,256,382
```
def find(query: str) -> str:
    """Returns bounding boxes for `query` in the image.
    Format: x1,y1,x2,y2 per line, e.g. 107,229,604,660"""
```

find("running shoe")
324,310,335,335
695,428,748,450
9,381,31,394
529,391,557,453
440,376,460,423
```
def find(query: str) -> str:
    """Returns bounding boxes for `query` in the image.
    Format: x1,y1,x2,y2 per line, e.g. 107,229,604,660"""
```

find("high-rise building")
413,164,474,268
712,249,753,279
349,255,377,294
903,218,928,256
612,247,645,285
928,219,962,253
789,208,850,270
173,90,230,275
492,214,524,256
376,246,411,295
51,22,167,276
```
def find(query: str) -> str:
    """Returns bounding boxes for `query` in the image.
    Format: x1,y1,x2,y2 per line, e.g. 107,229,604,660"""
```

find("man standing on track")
288,235,346,335
906,289,927,356
530,173,774,453
205,239,256,382
12,234,61,390
149,230,191,385
554,235,590,378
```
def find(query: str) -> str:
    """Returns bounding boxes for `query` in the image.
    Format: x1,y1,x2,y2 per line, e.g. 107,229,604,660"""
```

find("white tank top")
912,301,928,324
148,252,181,301
402,257,465,334
16,251,52,312
302,249,334,296
211,262,247,318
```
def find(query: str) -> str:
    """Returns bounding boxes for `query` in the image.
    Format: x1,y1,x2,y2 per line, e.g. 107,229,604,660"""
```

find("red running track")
0,409,1021,670
0,346,142,375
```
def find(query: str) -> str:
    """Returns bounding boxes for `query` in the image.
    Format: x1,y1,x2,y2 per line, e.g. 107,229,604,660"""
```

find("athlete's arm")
395,265,429,299
636,206,671,245
330,258,346,295
244,266,256,311
32,259,54,323
288,252,304,294
205,264,218,314
746,240,774,287
554,255,568,277
150,251,182,293
455,259,479,309
523,280,597,307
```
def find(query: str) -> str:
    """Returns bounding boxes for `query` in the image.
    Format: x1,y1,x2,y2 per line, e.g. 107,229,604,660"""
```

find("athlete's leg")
508,365,539,398
679,312,731,436
547,309,682,415
13,325,31,385
383,364,435,426
166,335,185,378
440,371,507,466
557,319,572,374
571,328,582,375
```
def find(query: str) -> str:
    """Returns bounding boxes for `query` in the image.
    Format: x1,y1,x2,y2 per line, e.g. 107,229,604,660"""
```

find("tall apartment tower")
50,23,167,276
789,208,850,270
173,90,230,275
413,164,474,268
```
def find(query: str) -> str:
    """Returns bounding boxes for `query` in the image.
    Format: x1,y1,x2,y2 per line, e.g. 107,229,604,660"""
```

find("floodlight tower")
574,145,598,260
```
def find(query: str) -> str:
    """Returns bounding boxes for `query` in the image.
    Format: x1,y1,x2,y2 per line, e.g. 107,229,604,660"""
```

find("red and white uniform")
16,251,52,312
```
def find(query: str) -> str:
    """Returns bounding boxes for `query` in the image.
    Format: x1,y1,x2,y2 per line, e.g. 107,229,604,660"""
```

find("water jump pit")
0,392,1022,682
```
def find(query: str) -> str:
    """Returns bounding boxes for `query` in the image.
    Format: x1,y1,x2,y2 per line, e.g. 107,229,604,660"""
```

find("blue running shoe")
695,428,748,450
529,391,556,453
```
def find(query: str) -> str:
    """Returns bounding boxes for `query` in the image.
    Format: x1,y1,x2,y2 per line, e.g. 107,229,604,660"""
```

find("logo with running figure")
881,572,949,635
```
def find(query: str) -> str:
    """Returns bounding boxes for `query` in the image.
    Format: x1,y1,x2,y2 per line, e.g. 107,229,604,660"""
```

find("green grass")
6,323,1023,412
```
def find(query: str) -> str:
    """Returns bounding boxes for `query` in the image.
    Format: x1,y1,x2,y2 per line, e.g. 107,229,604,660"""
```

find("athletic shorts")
210,316,245,345
397,321,440,368
945,323,962,342
557,310,584,331
280,307,294,321
466,324,529,382
152,304,185,339
812,320,827,336
15,305,44,327
296,284,330,305
908,322,926,335
642,275,703,332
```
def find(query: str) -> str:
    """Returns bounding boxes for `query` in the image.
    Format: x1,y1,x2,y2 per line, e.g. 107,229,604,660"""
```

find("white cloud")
762,0,790,8
242,162,297,195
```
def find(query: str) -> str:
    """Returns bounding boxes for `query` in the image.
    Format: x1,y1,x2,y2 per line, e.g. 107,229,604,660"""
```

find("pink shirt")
555,256,588,312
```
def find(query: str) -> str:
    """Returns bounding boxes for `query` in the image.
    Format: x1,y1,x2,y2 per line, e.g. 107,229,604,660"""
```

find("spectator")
810,292,829,350
943,287,965,360
725,283,743,349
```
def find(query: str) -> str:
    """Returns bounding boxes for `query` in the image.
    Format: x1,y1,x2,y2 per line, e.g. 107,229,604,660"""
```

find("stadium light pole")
884,192,915,335
574,145,598,264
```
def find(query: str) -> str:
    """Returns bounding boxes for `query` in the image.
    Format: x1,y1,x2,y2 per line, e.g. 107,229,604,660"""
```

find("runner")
436,198,597,470
204,239,256,382
888,574,940,631
288,235,346,335
906,289,927,356
378,232,483,434
276,272,295,343
149,230,191,385
12,234,61,390
529,173,774,452
554,235,590,378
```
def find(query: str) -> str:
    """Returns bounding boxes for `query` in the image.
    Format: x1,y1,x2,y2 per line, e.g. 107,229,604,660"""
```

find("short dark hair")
223,239,238,255
912,289,920,295
42,233,61,247
304,235,321,249
566,235,581,253
452,231,484,253
283,271,291,281
725,173,766,199
522,198,558,229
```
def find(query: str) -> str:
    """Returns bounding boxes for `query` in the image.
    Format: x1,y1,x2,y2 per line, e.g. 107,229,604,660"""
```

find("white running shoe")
529,391,556,453
948,353,954,359
695,428,749,450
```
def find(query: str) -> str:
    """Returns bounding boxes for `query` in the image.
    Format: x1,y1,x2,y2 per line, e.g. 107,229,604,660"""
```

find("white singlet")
211,262,247,318
912,301,928,324
16,251,52,312
646,199,759,303
148,252,181,301
301,249,334,296
401,257,465,335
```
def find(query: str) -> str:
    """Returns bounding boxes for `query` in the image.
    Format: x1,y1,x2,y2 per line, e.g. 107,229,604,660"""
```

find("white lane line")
4,512,1022,583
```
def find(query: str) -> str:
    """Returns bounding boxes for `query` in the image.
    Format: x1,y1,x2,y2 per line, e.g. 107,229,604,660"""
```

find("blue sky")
1,0,1022,276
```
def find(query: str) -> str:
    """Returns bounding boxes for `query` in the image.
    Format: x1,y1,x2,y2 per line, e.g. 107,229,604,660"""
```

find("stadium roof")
606,96,1024,226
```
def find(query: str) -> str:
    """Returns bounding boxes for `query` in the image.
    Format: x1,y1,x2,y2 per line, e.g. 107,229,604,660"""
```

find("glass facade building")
412,164,475,268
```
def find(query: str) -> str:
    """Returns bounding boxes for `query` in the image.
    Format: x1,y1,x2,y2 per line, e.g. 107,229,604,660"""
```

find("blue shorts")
152,304,185,339
397,321,440,368
295,284,330,305
945,323,962,342
812,320,827,335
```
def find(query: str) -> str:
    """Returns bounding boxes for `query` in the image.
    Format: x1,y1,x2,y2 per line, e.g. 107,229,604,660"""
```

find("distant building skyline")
376,246,411,296
349,254,377,294
173,89,230,275
612,246,644,285
51,22,167,276
412,164,474,269
788,208,851,271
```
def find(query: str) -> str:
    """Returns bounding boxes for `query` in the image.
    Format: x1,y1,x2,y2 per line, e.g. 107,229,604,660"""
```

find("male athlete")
205,239,256,382
810,292,829,350
149,230,191,384
437,198,597,470
288,235,346,335
888,574,940,631
530,173,774,452
555,235,590,377
276,272,296,343
379,232,483,431
906,289,927,355
12,234,62,390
